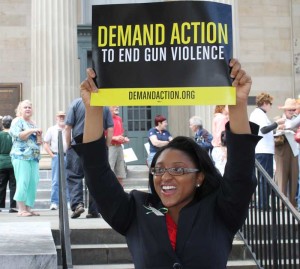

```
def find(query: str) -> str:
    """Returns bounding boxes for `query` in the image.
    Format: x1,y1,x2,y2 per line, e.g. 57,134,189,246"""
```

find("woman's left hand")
229,58,252,105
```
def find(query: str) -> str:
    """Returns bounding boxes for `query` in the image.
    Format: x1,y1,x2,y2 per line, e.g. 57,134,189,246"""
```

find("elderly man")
44,111,69,210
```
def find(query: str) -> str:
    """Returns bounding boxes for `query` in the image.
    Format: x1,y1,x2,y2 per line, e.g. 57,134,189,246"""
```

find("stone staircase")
4,160,258,268
52,228,257,269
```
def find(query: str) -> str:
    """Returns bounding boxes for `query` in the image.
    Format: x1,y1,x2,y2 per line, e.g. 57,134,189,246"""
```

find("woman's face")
158,120,168,130
262,101,272,113
153,148,204,215
20,102,32,119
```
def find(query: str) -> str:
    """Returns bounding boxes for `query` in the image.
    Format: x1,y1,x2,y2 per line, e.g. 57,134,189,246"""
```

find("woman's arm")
19,128,41,141
80,68,104,143
149,135,169,147
260,122,278,134
228,59,251,134
219,59,260,232
75,68,135,235
9,118,41,141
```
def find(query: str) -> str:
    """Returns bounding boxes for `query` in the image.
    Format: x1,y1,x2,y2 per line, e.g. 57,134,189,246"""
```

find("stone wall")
293,0,300,97
1,0,299,131
237,0,297,119
0,0,31,103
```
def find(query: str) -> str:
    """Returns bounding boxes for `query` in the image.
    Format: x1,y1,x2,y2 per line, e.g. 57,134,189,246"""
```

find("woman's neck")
167,208,179,225
22,116,31,122
156,126,163,132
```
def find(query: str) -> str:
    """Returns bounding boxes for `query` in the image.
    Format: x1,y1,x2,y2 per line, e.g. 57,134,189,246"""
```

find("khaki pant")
275,141,298,207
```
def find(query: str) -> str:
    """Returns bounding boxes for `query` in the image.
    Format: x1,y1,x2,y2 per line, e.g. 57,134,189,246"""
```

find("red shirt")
111,114,124,145
166,213,177,250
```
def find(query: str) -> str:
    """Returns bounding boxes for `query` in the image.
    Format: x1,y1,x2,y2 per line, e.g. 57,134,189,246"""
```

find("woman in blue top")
9,100,42,217
147,114,173,166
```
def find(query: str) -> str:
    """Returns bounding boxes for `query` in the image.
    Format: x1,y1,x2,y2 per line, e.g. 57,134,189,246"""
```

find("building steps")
3,163,258,268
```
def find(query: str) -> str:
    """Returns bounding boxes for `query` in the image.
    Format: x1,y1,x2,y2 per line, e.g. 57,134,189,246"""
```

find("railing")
239,160,300,269
57,130,73,269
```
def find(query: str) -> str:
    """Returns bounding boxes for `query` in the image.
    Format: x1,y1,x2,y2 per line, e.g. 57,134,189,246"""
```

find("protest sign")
91,1,234,106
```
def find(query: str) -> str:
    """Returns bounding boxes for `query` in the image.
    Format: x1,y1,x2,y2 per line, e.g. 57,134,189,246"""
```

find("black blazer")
74,123,260,269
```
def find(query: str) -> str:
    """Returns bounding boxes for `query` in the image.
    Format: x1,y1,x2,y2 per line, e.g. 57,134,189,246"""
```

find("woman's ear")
196,172,205,187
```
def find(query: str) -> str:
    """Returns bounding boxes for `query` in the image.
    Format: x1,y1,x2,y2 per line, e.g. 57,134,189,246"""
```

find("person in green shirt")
0,115,17,213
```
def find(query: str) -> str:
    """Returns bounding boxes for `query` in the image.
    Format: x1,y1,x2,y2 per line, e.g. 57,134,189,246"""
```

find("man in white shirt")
44,111,69,210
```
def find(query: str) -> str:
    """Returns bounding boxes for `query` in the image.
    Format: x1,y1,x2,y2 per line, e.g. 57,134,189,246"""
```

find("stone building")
1,0,299,164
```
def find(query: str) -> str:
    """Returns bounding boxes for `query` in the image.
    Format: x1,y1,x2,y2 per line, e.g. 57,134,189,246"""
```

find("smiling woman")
73,59,260,268
150,145,206,223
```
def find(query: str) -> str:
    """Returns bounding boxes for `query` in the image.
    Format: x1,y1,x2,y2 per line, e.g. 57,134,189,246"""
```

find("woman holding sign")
73,59,260,268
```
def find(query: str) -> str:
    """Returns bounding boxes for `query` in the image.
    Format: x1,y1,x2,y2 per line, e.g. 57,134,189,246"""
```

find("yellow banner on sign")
90,86,236,106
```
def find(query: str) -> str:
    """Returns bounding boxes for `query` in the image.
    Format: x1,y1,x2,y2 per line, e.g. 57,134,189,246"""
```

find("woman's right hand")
80,68,98,108
80,68,104,143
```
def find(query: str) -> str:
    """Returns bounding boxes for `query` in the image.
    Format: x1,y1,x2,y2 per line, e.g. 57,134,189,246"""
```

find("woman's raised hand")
80,68,98,108
228,59,252,134
229,58,252,106
81,68,104,143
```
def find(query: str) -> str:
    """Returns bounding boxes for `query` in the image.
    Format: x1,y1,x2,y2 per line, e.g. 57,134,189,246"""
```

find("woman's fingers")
229,58,241,80
80,68,98,106
86,68,98,92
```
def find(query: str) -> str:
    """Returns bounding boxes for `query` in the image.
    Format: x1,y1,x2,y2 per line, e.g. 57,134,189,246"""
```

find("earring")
196,184,201,188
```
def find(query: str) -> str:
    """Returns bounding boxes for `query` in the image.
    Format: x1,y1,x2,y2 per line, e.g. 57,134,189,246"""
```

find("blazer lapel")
143,202,176,254
175,203,199,254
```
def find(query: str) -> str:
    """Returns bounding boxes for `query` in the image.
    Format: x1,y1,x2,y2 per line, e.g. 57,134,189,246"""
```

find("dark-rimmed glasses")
150,167,199,176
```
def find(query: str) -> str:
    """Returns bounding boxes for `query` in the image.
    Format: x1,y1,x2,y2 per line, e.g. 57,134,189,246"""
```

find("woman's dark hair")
147,136,221,205
2,115,13,129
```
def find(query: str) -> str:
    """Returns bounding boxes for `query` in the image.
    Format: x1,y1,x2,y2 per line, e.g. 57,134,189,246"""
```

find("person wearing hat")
278,98,300,211
274,98,299,207
0,115,17,213
44,110,69,210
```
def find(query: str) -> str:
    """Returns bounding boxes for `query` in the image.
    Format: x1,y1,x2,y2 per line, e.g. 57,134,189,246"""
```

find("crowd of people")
1,61,300,268
1,78,300,219
1,93,300,216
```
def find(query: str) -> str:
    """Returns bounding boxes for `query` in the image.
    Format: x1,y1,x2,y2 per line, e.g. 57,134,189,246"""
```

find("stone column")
31,0,79,133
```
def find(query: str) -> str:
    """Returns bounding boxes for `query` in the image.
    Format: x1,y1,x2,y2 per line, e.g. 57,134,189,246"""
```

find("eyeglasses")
150,167,199,176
